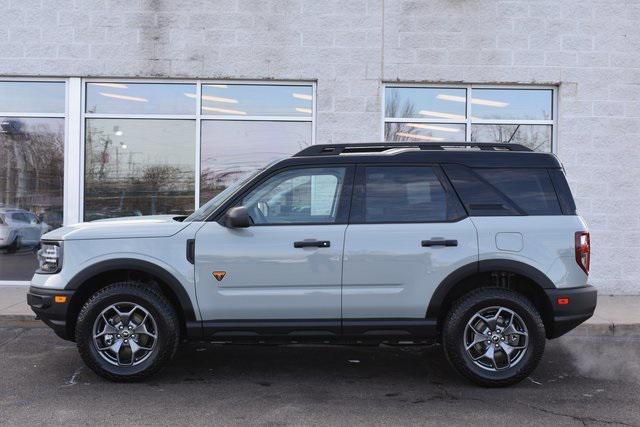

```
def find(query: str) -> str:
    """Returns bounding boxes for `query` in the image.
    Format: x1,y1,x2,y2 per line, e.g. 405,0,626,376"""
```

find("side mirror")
224,206,252,228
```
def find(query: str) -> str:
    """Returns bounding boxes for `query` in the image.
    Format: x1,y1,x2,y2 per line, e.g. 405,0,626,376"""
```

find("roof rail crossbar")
295,142,532,156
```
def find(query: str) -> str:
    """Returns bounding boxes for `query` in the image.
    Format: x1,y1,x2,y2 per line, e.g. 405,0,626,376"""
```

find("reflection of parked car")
0,208,51,251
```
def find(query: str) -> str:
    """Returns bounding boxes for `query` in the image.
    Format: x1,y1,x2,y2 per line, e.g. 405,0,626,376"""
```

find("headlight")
37,241,63,274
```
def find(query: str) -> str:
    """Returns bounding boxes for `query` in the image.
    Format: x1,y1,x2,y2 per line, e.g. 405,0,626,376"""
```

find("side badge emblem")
212,271,226,281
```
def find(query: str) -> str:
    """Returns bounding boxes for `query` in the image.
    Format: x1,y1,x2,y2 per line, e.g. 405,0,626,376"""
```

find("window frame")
215,164,355,226
349,163,467,225
79,79,316,221
0,77,68,286
382,83,558,153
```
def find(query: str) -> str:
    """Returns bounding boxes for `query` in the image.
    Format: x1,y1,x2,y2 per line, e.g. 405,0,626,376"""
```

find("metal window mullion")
312,82,317,145
195,82,202,209
466,85,472,141
79,80,87,222
0,112,66,118
383,117,467,124
470,119,554,125
65,78,82,225
83,113,196,120
199,115,313,122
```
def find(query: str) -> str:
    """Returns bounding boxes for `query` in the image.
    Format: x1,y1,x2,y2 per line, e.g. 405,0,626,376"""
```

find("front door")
195,165,354,333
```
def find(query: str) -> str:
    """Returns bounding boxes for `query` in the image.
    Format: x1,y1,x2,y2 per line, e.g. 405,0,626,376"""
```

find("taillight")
575,231,590,274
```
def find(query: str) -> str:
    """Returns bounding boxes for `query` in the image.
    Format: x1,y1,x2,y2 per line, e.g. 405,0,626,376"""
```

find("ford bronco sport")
28,142,596,387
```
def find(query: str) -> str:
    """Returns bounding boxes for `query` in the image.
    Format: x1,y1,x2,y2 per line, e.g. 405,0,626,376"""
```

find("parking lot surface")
1,325,639,426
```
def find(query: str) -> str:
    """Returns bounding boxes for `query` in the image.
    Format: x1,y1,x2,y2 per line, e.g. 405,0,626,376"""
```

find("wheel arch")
427,259,555,337
64,259,197,340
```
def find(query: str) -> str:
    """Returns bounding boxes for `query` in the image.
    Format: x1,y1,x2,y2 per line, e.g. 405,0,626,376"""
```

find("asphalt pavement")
1,324,638,426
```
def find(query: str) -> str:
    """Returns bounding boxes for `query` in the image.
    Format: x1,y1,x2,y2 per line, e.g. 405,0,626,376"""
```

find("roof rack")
295,142,532,157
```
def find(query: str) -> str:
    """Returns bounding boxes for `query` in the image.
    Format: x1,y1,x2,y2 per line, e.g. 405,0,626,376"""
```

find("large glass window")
83,81,314,220
384,85,555,151
200,121,312,203
0,81,65,281
84,119,196,220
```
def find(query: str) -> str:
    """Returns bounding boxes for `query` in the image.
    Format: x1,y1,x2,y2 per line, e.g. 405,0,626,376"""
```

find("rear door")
342,164,478,320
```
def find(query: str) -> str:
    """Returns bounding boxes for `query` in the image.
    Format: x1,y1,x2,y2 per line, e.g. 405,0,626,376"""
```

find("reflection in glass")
471,89,552,120
241,168,345,224
0,117,64,280
201,85,313,117
0,82,65,113
385,122,466,143
200,121,312,204
85,83,196,115
84,119,196,220
385,87,466,119
471,124,552,152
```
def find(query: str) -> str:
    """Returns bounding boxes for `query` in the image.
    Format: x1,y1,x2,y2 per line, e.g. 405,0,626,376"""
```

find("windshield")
184,168,264,222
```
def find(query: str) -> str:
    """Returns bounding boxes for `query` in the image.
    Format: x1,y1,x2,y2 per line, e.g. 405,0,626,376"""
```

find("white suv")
28,143,596,387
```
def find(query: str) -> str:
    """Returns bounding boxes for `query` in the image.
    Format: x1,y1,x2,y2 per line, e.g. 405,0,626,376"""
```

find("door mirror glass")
224,206,252,228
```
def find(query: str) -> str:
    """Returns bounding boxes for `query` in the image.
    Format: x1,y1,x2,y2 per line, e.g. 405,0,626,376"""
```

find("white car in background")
0,208,51,252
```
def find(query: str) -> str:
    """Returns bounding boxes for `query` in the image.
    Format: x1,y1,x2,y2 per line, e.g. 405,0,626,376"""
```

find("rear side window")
444,164,562,216
357,166,461,223
549,169,577,215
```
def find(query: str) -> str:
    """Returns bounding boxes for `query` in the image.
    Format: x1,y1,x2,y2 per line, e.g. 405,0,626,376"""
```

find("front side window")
362,166,452,223
384,85,555,152
240,167,346,225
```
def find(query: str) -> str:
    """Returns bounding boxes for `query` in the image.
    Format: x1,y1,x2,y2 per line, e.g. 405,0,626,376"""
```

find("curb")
565,322,640,338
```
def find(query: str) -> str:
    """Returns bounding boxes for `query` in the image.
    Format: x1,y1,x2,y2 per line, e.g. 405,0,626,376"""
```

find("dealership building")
0,0,638,293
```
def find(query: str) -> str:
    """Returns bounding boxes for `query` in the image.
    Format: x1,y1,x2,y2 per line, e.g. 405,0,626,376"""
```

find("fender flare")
425,259,555,320
65,258,197,322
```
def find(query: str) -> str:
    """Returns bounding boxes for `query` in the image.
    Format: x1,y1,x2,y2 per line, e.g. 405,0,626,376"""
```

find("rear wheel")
442,288,546,387
75,282,180,382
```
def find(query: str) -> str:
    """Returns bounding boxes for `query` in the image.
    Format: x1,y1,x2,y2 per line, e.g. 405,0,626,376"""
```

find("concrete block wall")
0,0,638,293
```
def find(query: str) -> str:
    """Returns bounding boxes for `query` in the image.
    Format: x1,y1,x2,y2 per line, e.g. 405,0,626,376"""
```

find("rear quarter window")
444,164,562,216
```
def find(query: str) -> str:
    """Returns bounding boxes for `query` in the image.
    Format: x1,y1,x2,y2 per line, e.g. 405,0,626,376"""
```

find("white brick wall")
1,0,638,293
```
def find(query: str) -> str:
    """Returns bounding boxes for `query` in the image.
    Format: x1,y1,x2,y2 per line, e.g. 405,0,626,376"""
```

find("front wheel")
442,288,546,387
75,283,180,382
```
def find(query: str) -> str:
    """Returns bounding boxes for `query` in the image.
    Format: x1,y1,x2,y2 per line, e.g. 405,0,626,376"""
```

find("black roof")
281,143,561,169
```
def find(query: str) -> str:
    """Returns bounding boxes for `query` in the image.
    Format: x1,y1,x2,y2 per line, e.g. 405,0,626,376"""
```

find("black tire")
6,236,20,253
75,282,180,382
442,287,546,387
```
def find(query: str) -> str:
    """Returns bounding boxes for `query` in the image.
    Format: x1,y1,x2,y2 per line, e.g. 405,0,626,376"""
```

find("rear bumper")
27,286,75,341
545,285,597,338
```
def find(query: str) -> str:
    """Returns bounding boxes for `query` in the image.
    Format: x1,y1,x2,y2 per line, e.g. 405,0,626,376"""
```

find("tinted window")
549,169,576,215
443,164,521,216
474,168,561,215
10,213,29,223
241,167,346,225
444,164,561,216
363,166,450,223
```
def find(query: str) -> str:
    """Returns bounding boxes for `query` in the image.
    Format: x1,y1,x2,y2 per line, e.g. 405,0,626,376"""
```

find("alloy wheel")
464,306,529,371
92,302,158,367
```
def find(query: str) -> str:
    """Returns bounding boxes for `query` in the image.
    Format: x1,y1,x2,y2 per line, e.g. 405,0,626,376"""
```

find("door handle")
294,240,331,248
421,239,458,247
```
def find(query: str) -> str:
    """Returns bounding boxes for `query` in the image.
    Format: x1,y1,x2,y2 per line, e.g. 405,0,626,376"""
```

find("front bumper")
27,286,75,341
545,285,597,338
